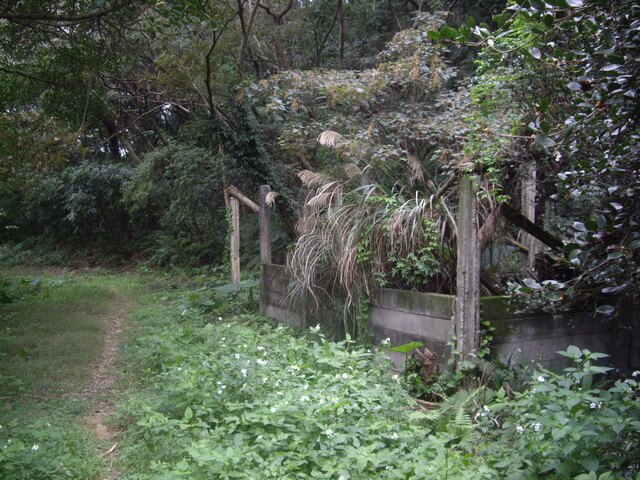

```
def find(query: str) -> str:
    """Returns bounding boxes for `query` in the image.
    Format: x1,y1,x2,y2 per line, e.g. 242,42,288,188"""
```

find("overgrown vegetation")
116,279,640,479
1,1,640,476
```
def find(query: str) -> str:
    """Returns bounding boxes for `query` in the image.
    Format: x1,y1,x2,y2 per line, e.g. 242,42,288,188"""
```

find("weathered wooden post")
454,174,481,371
521,162,537,270
230,196,241,284
259,185,272,265
259,185,272,315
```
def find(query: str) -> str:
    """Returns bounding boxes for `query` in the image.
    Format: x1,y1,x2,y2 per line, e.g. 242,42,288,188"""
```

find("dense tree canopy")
0,0,638,316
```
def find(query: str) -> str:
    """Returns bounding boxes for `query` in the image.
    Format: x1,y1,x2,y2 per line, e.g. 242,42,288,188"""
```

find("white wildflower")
217,389,223,395
483,405,490,413
310,324,321,333
537,375,545,382
392,374,400,382
290,365,301,372
262,377,268,383
341,373,349,380
632,371,640,377
324,429,334,437
532,422,542,432
303,383,309,390
300,395,310,402
234,353,240,359
241,369,247,377
515,425,524,434
257,346,265,351
181,309,187,316
270,407,277,413
257,359,268,366
31,444,39,452
590,401,602,410
218,317,222,321
381,338,391,346
390,432,398,440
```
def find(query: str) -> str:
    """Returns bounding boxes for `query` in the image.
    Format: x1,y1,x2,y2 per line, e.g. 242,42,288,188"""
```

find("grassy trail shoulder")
0,270,145,479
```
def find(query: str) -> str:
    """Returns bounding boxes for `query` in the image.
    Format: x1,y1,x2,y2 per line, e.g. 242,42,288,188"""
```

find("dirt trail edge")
83,290,130,480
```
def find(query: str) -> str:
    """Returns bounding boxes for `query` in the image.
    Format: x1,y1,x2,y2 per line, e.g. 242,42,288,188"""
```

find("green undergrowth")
0,270,143,479
117,281,640,480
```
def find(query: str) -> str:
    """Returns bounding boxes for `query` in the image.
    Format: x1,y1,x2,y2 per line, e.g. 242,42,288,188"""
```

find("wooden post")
259,185,272,265
454,174,481,371
521,162,537,270
230,196,240,284
259,185,271,316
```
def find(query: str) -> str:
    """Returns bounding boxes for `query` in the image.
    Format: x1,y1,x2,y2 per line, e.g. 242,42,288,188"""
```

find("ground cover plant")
117,281,640,480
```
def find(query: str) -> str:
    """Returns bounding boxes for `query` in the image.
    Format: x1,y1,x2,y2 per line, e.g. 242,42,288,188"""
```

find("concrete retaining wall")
370,292,638,371
261,264,640,372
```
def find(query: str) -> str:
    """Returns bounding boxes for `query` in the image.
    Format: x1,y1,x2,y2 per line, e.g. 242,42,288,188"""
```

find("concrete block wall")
261,264,639,372
369,291,639,372
369,289,454,371
260,264,306,326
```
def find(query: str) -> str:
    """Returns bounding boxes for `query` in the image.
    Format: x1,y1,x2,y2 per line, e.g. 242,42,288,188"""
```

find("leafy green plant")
477,347,640,479
117,279,640,480
0,419,102,480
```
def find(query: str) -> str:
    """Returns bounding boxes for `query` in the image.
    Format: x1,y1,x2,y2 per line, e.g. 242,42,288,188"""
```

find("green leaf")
596,305,615,316
566,345,582,358
427,30,441,41
539,98,550,112
628,239,640,251
529,47,542,59
544,291,562,302
390,341,424,353
439,26,458,40
580,456,599,472
534,135,556,148
572,221,586,232
544,14,555,28
184,407,193,420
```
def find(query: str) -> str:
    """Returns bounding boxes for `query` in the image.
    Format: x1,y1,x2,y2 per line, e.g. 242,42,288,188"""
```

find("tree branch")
0,2,132,24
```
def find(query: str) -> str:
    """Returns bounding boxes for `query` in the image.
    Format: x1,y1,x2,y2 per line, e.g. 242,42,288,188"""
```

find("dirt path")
82,291,130,480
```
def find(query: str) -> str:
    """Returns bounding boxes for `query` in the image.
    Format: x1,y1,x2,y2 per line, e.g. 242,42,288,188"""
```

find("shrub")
123,141,227,266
